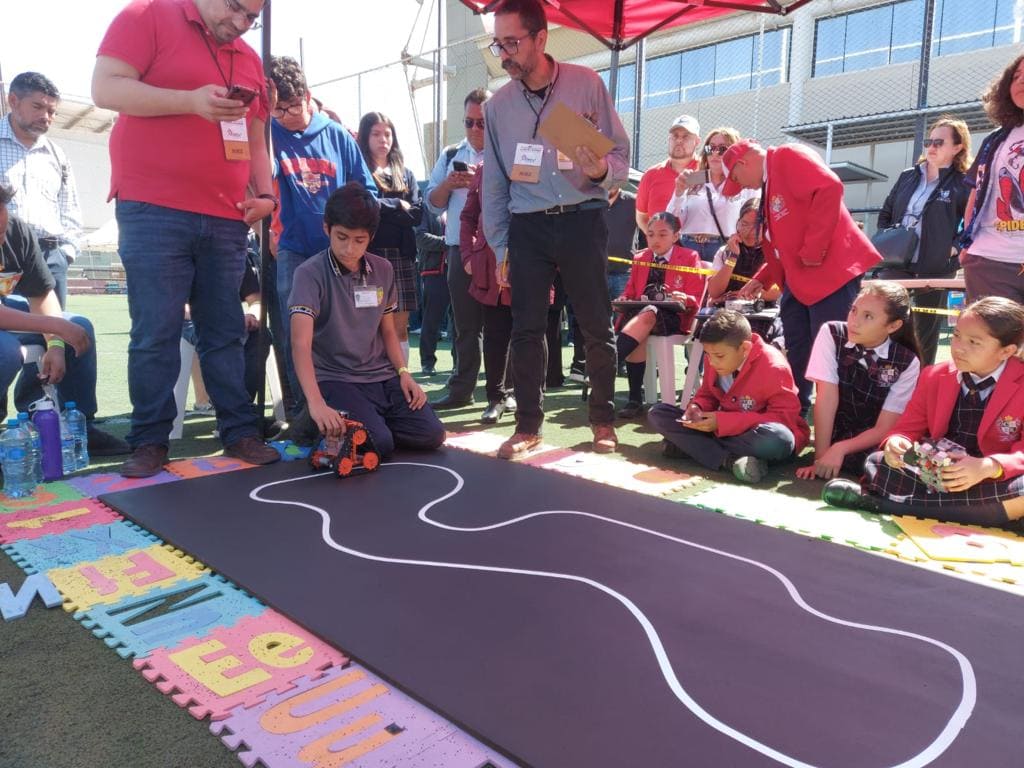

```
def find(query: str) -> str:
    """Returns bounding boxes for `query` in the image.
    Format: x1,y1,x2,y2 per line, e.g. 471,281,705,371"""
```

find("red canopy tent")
457,0,814,51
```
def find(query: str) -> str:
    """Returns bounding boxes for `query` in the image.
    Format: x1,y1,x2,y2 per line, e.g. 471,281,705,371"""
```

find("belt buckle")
545,205,563,215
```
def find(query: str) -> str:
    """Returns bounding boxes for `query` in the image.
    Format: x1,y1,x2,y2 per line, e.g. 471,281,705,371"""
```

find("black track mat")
102,450,1024,768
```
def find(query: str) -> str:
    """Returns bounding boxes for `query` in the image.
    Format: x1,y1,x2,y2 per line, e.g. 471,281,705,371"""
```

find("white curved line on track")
250,461,976,768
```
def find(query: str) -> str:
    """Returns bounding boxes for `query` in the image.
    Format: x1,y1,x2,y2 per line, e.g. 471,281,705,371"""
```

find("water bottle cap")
17,412,28,421
6,418,19,427
65,401,76,408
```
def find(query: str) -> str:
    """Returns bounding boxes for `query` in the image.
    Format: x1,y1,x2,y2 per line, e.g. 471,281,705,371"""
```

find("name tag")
354,287,381,308
557,150,574,170
511,142,543,184
221,118,250,161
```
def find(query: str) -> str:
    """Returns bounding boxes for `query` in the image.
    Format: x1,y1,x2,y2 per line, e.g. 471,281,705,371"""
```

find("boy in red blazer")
647,309,809,483
722,139,881,410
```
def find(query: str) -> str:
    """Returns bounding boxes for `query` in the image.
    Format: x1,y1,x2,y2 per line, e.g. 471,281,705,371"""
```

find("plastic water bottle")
1,419,36,499
64,401,89,470
17,412,43,484
60,414,76,475
31,399,64,481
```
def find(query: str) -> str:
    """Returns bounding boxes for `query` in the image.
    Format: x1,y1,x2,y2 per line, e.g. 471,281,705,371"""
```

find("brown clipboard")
537,101,615,160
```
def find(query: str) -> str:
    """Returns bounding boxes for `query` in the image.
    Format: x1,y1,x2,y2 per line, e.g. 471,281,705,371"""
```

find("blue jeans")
42,245,71,310
318,377,446,458
0,295,98,419
679,235,724,265
276,247,316,414
117,200,256,448
607,271,630,300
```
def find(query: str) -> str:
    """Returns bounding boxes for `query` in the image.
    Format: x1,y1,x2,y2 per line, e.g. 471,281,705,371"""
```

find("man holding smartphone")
92,0,281,477
425,88,491,409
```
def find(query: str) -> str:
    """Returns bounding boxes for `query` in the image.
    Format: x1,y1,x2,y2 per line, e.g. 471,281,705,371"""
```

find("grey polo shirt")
289,250,398,383
482,57,630,260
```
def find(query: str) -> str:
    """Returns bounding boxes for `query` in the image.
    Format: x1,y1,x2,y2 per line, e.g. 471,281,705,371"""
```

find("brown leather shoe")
592,423,618,454
223,436,281,465
497,432,542,460
119,444,170,478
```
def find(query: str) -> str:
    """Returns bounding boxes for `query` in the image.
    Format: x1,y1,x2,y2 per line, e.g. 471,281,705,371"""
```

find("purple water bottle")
31,399,63,481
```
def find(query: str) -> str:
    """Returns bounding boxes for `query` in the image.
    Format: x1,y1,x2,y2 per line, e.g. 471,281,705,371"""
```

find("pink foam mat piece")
67,470,180,498
212,663,515,768
132,609,347,721
165,457,256,479
0,499,121,544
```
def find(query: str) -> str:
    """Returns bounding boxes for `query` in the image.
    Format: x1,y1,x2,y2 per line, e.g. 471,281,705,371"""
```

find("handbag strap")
705,186,727,241
902,165,954,227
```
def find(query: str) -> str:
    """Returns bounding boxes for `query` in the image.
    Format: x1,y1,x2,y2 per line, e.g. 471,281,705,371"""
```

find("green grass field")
0,293,957,768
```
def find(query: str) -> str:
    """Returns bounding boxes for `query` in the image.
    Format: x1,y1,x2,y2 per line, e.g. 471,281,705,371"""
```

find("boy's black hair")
0,184,14,207
699,309,752,347
323,182,380,236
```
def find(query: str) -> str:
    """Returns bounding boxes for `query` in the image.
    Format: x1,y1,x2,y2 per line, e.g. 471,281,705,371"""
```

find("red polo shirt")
636,157,699,218
98,0,268,220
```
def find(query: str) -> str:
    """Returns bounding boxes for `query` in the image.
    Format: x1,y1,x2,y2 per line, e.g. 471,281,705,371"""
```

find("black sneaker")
567,362,588,384
823,479,880,512
616,400,645,419
276,405,321,447
662,440,686,460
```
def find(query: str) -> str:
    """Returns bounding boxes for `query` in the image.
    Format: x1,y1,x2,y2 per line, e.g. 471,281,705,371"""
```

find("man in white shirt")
0,72,82,309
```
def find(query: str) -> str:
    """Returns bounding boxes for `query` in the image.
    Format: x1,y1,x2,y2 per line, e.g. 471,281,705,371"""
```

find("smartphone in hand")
226,84,257,105
452,160,469,172
684,169,710,186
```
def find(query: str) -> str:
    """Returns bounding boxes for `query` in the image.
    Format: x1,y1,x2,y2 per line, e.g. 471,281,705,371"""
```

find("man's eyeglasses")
922,138,946,148
464,118,485,130
272,102,305,118
704,144,729,155
224,0,261,28
488,32,537,57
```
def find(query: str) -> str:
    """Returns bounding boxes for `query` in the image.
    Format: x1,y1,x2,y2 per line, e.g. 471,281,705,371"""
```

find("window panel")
616,64,636,114
679,46,716,102
645,54,681,108
936,0,998,55
843,4,893,72
814,16,846,76
890,0,924,63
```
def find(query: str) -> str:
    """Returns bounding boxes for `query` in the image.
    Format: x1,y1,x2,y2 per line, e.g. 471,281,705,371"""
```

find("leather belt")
38,236,63,250
538,200,607,216
680,233,721,245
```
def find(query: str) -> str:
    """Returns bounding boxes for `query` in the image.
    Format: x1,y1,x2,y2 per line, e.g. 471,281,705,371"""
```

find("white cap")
670,114,700,136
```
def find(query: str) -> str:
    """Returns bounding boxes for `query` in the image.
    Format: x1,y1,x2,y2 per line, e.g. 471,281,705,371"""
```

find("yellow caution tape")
607,256,752,283
911,306,961,317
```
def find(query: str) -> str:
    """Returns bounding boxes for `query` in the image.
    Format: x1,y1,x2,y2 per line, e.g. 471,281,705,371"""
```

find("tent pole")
256,1,274,434
632,37,645,170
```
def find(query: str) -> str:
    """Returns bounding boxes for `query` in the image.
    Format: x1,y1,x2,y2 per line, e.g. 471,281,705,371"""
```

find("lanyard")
198,26,234,88
521,66,558,139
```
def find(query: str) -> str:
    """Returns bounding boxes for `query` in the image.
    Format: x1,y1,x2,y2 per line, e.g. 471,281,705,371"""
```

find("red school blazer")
889,357,1024,479
752,145,881,306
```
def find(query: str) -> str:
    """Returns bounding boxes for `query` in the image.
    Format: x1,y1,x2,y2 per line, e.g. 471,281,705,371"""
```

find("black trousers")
509,207,615,433
445,246,484,399
418,271,451,369
482,303,514,403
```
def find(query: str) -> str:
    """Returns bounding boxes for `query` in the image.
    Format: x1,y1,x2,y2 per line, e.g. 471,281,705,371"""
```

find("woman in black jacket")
876,116,971,364
358,112,423,362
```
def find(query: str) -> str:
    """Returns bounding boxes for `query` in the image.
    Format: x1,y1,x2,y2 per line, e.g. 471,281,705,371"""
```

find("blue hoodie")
271,112,377,255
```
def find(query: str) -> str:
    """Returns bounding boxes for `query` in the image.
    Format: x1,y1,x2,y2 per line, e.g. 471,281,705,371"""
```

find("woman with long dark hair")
357,112,423,361
875,116,971,365
960,54,1024,306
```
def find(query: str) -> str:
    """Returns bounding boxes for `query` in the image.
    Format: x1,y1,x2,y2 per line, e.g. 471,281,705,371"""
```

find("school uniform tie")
843,344,878,378
962,375,996,406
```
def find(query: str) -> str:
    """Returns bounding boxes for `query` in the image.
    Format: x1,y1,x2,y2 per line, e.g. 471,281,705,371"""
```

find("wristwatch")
257,193,279,212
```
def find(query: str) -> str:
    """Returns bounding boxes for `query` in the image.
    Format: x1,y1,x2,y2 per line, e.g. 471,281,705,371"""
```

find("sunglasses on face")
464,118,485,130
704,144,729,155
922,138,946,148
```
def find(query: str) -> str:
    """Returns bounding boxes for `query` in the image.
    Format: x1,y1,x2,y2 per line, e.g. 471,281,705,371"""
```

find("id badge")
511,142,543,183
221,118,250,161
557,150,574,170
354,287,382,308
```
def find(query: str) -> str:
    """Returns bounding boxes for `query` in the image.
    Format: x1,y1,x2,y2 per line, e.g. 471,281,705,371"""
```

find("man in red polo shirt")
635,114,701,231
724,138,881,410
92,0,281,477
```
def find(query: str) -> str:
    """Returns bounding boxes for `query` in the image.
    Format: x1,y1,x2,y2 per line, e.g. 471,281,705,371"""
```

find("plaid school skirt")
862,450,1024,509
379,248,419,312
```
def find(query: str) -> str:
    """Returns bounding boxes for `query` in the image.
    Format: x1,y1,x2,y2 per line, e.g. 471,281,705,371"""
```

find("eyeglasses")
704,144,729,155
272,102,305,118
223,0,261,28
463,118,485,130
922,138,946,148
488,32,537,57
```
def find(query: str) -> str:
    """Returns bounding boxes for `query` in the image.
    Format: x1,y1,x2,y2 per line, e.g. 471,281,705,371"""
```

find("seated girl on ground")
824,296,1024,529
615,212,706,419
797,281,921,480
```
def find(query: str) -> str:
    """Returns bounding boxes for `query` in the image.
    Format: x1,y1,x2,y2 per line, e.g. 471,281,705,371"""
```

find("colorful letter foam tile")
165,457,257,480
132,609,347,721
537,451,701,496
67,470,180,498
212,663,515,768
0,499,121,544
0,573,63,621
74,575,265,659
0,481,85,511
270,442,313,462
893,516,1024,565
3,521,162,575
48,543,208,612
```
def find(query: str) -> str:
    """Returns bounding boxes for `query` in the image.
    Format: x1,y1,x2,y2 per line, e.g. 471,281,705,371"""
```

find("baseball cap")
669,114,700,136
721,138,758,197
